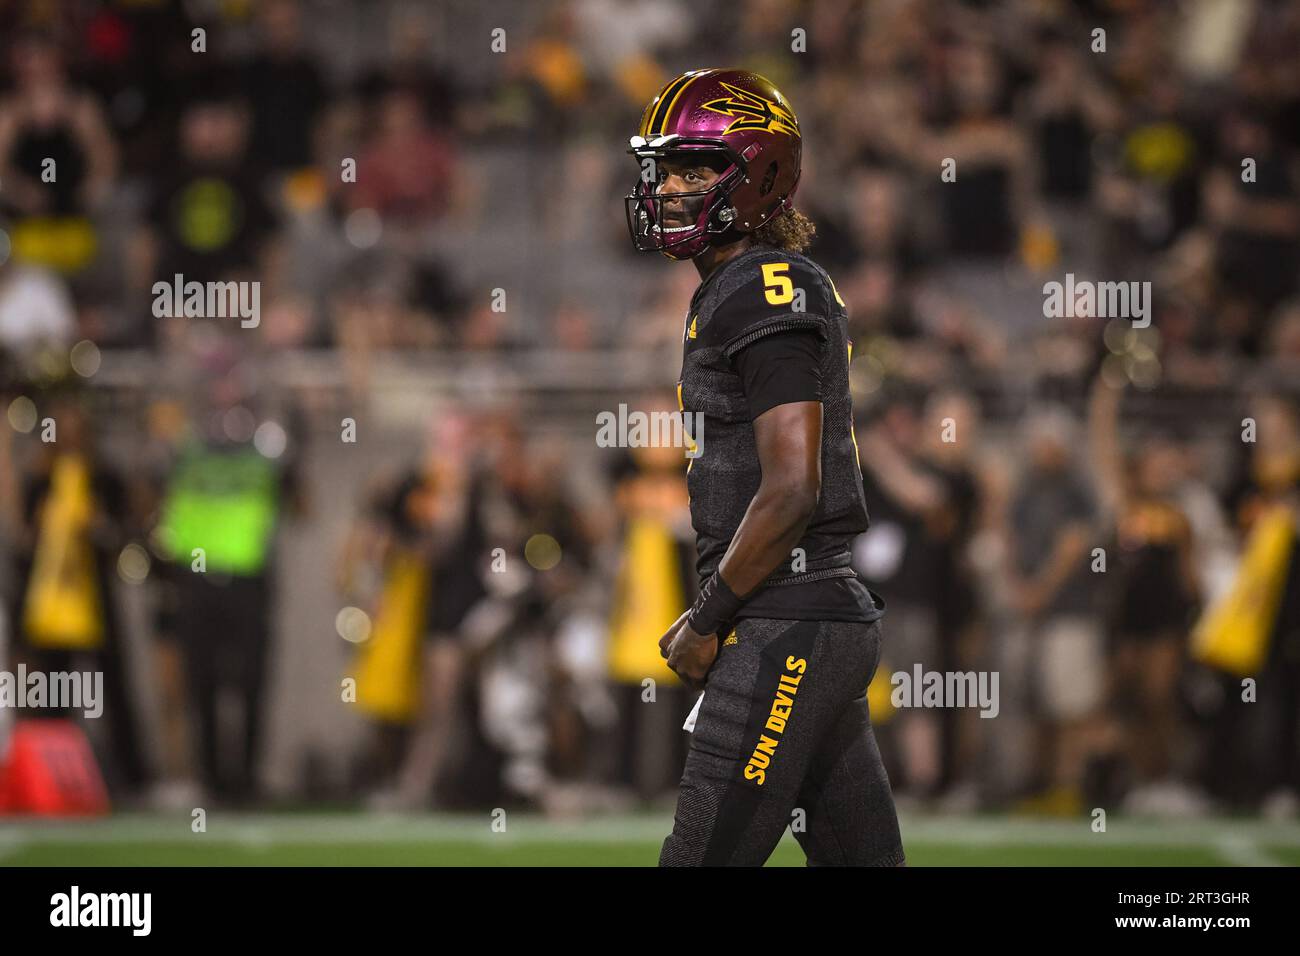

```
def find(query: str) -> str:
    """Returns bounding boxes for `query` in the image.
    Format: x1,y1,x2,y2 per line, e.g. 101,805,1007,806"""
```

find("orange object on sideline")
0,719,109,816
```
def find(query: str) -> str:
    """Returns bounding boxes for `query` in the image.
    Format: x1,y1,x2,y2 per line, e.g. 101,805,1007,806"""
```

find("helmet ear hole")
758,162,778,197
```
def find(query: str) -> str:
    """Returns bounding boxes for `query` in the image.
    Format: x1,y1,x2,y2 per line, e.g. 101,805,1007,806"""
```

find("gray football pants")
660,616,905,866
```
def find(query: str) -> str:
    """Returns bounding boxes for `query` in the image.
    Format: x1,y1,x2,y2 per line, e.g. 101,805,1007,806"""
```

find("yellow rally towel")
867,664,897,725
23,454,105,650
353,548,429,723
10,217,98,274
1193,503,1296,676
607,516,684,685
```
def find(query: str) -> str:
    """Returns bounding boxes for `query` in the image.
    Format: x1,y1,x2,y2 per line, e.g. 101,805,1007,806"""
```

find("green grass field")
2,813,1299,865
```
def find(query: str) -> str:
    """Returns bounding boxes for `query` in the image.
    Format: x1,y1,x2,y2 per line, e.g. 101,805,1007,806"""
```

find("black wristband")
687,571,744,636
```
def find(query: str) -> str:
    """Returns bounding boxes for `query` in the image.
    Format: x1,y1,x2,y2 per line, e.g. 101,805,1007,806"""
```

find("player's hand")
658,610,690,660
660,615,718,690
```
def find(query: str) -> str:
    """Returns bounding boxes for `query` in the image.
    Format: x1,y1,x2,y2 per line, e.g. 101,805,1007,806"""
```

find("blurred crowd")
0,0,1298,818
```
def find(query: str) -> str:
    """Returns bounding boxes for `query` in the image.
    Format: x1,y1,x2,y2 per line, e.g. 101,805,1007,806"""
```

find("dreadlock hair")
752,206,817,254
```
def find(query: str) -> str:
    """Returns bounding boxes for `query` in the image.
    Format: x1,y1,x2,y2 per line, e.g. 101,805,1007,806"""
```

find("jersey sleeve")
732,329,824,419
708,256,834,359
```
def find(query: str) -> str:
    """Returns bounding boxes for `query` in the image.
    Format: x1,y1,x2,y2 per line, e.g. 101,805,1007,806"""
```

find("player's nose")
655,175,686,199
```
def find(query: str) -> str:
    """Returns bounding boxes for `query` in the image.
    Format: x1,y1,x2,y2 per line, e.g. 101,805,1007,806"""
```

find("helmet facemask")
624,136,747,260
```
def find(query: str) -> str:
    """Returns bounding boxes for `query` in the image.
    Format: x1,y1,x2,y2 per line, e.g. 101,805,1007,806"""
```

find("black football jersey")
677,245,872,609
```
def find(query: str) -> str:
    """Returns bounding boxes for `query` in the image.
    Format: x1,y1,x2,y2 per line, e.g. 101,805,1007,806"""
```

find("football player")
625,68,905,866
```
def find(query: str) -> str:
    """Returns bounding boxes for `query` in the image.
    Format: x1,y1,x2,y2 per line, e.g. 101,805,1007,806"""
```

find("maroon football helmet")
625,68,802,260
